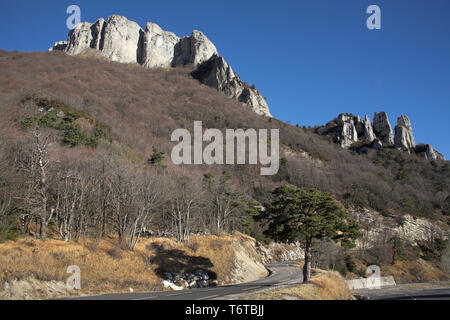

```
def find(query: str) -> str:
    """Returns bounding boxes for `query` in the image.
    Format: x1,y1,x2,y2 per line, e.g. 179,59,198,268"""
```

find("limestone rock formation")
316,112,444,160
65,18,106,56
335,114,358,148
363,115,376,142
394,115,416,150
142,22,180,68
415,144,445,160
50,15,269,116
100,15,143,64
48,41,67,52
173,30,218,67
373,112,394,147
316,114,376,148
191,55,272,117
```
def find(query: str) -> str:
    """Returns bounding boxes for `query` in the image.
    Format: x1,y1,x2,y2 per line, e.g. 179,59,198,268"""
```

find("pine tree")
260,185,361,282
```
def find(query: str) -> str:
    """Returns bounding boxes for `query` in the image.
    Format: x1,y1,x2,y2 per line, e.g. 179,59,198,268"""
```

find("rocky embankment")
0,233,303,299
351,208,450,248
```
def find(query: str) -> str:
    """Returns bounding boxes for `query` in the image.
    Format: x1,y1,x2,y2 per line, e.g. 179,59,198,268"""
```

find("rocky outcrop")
191,55,272,117
335,114,358,148
352,208,449,248
316,112,445,160
415,144,445,160
373,112,394,147
173,31,218,67
65,18,106,56
394,115,415,150
316,114,376,148
363,115,376,142
50,15,270,117
142,22,179,68
100,16,143,64
48,41,67,52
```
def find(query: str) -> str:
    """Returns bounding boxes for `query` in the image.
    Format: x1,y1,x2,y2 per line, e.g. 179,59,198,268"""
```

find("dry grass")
242,270,352,300
0,238,161,295
0,232,262,297
381,259,450,284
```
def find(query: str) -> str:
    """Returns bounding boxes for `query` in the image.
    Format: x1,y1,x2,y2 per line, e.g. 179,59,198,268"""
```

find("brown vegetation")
0,232,264,298
241,269,352,300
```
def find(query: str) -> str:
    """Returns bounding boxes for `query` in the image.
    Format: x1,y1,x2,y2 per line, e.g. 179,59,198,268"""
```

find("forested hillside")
0,50,448,246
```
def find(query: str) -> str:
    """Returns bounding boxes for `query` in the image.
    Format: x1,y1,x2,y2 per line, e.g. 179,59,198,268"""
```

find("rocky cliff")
50,15,271,117
316,112,445,160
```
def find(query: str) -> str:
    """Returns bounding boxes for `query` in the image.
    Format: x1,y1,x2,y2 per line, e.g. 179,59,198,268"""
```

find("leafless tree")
167,175,202,242
54,170,90,241
17,129,55,240
108,161,164,250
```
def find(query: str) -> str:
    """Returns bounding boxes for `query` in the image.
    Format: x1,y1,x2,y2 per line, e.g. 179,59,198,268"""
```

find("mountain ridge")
50,14,272,117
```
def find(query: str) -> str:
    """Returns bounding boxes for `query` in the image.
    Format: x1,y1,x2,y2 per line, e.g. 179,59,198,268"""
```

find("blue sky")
1,0,449,158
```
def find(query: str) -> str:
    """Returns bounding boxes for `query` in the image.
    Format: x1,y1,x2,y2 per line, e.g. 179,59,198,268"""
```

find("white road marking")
242,286,261,291
132,296,158,300
167,292,190,297
196,294,219,300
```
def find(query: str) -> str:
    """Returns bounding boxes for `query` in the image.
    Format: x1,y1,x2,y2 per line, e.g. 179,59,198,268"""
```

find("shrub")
344,255,357,273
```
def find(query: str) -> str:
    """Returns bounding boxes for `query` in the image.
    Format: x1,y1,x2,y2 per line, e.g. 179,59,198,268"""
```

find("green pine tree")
260,185,361,282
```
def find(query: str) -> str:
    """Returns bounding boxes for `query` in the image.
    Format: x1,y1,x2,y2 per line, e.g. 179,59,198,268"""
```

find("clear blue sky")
1,0,449,158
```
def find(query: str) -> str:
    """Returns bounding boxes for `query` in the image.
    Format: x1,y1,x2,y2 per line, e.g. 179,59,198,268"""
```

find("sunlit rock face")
394,115,416,151
50,15,270,117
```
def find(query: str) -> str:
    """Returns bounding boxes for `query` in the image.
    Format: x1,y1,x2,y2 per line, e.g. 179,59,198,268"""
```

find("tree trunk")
40,219,47,241
303,241,312,283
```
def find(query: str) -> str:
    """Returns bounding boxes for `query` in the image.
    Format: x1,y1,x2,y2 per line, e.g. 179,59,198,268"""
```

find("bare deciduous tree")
18,129,55,240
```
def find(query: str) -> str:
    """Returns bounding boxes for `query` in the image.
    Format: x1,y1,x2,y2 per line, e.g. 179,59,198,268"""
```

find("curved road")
69,261,303,300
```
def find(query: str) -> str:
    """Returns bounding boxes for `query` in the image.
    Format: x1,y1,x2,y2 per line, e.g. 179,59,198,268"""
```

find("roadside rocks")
162,270,217,290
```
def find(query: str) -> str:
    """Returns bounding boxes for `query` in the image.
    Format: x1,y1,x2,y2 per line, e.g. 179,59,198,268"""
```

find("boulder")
394,115,415,150
373,112,394,147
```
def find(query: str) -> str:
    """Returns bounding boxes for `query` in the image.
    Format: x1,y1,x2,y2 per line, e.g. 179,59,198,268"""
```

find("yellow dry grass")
382,259,450,284
0,233,254,297
242,270,352,300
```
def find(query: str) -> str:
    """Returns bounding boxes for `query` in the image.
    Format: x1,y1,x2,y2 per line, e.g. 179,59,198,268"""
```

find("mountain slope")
0,49,449,229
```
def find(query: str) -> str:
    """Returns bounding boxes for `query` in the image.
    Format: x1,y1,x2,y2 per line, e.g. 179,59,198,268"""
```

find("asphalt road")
68,261,303,300
353,284,450,300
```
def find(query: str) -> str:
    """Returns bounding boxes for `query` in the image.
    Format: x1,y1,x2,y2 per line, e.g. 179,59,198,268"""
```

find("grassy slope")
0,233,267,298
